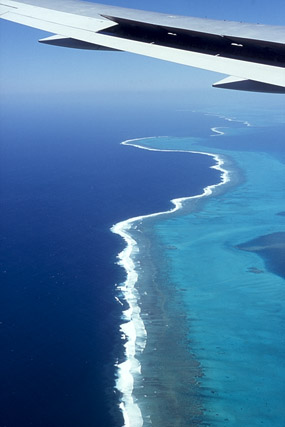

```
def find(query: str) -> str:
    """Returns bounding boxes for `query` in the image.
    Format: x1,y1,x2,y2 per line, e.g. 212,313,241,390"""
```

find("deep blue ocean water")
0,96,220,427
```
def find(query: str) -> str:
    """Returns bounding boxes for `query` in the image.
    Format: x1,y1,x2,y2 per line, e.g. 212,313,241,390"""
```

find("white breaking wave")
207,113,252,137
211,127,226,136
111,135,230,427
112,221,146,427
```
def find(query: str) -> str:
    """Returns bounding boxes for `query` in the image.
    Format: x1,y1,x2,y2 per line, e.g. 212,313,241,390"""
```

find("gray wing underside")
1,0,285,93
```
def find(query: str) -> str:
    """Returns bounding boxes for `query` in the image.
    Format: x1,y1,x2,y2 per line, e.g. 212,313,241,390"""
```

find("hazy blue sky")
0,0,285,106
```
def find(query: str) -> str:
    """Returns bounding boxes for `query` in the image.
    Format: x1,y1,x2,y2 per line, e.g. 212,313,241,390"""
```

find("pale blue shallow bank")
131,113,285,426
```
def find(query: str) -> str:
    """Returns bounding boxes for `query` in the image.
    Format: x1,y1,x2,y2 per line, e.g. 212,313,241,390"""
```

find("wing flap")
99,15,285,69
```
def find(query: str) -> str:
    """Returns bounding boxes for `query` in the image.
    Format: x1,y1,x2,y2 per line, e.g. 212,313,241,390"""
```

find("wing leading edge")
1,0,285,93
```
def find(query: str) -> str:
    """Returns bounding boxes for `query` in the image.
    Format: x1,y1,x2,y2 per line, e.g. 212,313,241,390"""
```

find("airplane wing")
1,0,285,93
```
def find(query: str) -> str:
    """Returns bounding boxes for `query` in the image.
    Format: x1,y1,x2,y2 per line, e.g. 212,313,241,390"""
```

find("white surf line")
204,112,252,128
176,110,252,130
115,296,124,307
210,117,251,137
112,223,146,427
184,111,253,137
211,127,226,136
111,136,230,427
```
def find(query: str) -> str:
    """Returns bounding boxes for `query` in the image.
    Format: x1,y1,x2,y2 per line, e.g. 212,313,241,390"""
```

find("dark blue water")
237,232,285,279
0,95,219,427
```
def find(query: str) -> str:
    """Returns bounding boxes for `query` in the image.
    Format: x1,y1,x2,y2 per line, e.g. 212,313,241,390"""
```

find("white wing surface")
1,0,285,92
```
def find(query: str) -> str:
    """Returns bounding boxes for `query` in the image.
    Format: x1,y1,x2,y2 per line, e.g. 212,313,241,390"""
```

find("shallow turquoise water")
134,115,285,425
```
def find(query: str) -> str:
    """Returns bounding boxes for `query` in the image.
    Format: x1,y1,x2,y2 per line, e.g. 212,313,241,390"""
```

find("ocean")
0,95,218,427
1,95,284,426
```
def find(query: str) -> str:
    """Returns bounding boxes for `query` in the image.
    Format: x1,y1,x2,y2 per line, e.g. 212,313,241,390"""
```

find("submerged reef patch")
237,232,285,279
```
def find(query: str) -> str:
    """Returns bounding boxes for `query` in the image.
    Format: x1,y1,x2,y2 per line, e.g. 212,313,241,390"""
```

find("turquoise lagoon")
115,112,285,426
